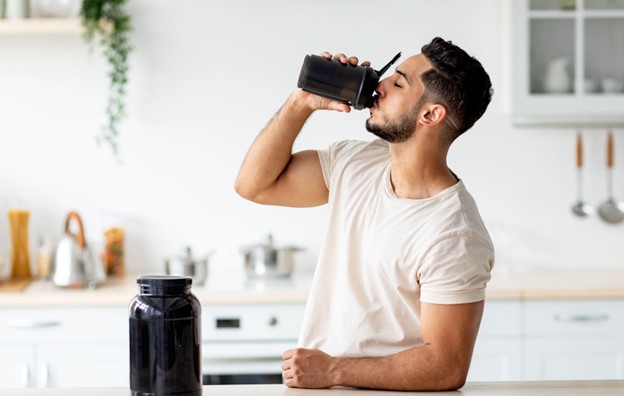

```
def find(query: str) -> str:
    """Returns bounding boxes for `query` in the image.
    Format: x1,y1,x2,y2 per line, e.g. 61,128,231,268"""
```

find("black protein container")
129,276,202,396
297,52,401,110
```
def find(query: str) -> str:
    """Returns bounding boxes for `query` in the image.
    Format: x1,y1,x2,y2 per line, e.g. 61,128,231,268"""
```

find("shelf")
512,114,624,128
0,18,82,35
528,10,577,18
528,9,624,17
583,9,624,16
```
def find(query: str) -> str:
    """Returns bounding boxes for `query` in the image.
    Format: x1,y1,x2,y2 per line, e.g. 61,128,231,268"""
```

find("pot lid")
167,246,207,265
244,234,304,252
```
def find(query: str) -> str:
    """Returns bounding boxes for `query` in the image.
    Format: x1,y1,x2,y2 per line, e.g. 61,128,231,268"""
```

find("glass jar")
7,209,31,279
129,276,202,396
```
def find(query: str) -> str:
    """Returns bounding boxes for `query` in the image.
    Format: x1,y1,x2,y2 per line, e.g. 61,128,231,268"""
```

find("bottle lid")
137,275,192,296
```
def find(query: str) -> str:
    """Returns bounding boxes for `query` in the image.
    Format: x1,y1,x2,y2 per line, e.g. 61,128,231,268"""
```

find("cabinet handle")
39,361,50,388
8,320,62,329
554,313,609,323
21,363,30,388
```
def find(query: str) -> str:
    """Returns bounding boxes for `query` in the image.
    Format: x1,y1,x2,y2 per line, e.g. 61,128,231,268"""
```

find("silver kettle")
50,211,106,288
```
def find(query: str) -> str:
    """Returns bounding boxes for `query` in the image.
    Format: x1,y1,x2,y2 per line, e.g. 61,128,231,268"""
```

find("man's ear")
421,104,447,127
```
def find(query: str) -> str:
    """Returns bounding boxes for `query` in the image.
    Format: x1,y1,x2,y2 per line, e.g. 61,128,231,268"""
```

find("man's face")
366,54,432,143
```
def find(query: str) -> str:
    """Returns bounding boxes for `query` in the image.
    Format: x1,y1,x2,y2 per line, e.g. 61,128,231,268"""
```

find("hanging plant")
80,0,132,158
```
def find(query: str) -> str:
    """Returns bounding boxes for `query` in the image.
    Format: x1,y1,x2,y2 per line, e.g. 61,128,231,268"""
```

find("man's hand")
280,301,484,391
293,52,372,114
281,348,339,388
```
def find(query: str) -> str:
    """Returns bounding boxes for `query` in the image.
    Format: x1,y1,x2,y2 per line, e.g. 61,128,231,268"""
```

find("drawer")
202,304,305,341
479,301,522,336
524,299,624,336
0,307,128,342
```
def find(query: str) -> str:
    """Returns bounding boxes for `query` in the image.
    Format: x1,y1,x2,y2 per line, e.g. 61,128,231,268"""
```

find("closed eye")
394,82,402,88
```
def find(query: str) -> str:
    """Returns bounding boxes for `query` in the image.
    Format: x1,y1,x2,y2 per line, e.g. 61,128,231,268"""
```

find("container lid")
137,275,192,296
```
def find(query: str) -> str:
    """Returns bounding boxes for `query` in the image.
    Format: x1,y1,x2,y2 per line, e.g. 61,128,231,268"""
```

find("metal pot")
50,211,106,288
242,234,303,279
165,247,208,286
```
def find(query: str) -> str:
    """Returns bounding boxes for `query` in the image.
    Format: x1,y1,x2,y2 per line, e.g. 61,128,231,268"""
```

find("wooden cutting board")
0,277,32,292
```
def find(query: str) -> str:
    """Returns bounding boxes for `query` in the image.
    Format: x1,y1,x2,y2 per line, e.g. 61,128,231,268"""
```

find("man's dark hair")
420,37,493,142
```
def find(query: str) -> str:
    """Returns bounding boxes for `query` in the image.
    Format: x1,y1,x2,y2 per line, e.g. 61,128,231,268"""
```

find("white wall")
0,0,622,276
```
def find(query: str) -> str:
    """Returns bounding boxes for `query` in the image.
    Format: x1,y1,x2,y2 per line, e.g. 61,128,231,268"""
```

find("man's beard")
365,102,421,143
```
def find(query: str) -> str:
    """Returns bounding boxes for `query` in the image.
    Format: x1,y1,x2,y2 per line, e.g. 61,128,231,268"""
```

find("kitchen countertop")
0,273,313,307
0,381,623,395
1,268,623,307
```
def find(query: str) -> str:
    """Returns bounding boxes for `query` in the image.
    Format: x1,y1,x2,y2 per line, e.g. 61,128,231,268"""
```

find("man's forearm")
284,345,469,391
332,345,467,391
235,93,313,200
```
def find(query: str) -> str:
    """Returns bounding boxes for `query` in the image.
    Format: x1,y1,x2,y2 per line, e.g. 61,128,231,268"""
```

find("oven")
201,303,305,385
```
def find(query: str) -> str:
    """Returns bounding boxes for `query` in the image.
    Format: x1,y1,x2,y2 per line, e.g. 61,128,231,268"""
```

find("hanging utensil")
598,132,624,224
571,132,593,217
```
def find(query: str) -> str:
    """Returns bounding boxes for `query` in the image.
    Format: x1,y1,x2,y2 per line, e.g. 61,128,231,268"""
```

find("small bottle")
36,236,52,279
129,276,202,396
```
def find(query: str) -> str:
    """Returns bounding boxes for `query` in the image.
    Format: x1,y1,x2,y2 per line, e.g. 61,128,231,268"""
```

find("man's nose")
375,78,388,97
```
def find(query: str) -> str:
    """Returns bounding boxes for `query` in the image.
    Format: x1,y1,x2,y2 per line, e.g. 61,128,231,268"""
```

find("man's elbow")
234,178,259,202
443,370,467,391
435,365,468,391
419,359,468,391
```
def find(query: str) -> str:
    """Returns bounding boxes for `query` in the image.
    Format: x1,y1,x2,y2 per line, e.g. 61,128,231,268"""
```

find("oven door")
202,340,292,385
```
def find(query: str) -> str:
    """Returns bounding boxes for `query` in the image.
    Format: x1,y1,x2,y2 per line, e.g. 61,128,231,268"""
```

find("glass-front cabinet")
510,0,624,126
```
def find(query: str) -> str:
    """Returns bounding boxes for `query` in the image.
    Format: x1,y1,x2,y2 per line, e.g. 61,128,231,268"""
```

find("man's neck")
387,138,457,200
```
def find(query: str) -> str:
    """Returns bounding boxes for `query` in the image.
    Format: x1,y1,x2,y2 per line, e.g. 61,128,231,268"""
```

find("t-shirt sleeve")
317,140,354,189
418,233,494,304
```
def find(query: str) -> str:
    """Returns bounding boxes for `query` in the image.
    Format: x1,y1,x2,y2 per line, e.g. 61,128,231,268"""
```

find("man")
235,37,494,391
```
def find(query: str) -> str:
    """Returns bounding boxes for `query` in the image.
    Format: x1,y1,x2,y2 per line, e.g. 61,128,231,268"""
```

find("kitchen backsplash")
1,0,623,277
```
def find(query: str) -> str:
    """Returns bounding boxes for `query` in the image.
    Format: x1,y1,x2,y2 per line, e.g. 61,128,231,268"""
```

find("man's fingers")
282,349,294,360
322,52,370,67
333,53,358,65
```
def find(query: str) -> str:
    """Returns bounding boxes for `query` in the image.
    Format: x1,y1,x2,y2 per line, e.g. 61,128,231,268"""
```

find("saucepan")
165,247,209,286
241,234,304,279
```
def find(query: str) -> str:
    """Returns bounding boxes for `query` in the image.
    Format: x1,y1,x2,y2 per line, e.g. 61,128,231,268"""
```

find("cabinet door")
36,342,129,388
509,0,624,125
0,344,34,388
524,299,624,380
468,301,523,381
469,338,523,381
525,336,624,380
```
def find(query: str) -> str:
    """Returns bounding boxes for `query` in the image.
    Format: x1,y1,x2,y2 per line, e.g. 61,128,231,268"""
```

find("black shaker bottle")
130,276,202,396
297,52,401,110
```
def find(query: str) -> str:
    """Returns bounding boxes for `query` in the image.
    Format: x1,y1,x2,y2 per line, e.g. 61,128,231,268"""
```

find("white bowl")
601,78,624,93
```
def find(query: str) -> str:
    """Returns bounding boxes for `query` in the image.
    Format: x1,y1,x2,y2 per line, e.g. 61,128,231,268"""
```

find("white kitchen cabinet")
0,344,35,388
525,337,624,380
524,299,624,380
508,0,624,126
36,342,129,388
468,301,523,381
0,307,128,388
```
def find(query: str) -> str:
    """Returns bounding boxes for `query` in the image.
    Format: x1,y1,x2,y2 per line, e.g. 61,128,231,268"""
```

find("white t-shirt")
297,139,494,358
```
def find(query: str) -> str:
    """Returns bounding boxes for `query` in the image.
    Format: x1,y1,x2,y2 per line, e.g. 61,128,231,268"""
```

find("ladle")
598,132,624,224
571,133,593,217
